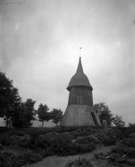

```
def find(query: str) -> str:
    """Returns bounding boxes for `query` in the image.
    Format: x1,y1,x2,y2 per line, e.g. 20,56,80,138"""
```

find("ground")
27,145,113,167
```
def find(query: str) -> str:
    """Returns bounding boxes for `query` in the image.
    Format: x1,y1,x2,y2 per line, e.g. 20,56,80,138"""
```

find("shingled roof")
67,57,93,91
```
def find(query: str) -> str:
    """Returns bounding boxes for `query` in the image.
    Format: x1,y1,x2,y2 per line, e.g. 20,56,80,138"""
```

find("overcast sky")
0,0,135,123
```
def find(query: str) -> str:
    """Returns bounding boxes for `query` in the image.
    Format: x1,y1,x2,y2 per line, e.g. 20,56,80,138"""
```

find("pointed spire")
76,57,84,74
67,56,92,91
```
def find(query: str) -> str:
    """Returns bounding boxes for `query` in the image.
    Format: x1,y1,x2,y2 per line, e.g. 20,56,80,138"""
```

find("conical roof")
67,57,93,91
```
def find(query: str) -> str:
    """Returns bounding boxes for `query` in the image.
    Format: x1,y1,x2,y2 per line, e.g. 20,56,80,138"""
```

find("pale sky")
0,0,135,123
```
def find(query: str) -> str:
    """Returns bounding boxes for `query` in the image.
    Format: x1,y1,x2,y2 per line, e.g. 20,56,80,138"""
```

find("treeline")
0,72,125,128
0,72,63,128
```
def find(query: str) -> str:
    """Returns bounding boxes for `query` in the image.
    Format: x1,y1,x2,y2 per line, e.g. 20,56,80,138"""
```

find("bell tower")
61,57,101,127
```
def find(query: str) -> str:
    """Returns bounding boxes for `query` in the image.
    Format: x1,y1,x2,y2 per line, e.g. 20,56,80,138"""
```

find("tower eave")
67,85,93,91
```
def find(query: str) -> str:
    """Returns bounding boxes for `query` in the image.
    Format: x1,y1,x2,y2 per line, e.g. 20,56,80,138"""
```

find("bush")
35,132,60,147
0,134,31,148
129,133,135,138
0,127,10,133
120,133,135,148
65,158,94,167
70,127,97,138
95,128,123,146
34,131,96,156
127,148,135,158
10,134,31,147
0,152,16,167
111,133,135,158
76,143,95,153
0,151,43,167
121,138,135,147
34,132,75,155
106,131,135,166
74,135,99,145
126,159,135,166
18,151,43,164
0,133,12,145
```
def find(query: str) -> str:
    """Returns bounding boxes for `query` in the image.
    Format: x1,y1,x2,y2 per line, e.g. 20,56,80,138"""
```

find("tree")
37,104,50,127
11,103,23,128
12,98,36,128
51,109,63,126
93,103,112,127
22,98,35,127
0,72,21,127
112,115,125,127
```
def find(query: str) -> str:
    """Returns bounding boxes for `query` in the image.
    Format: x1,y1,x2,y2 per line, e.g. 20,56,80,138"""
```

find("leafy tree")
93,103,112,127
12,98,36,128
0,72,21,127
22,98,35,127
51,108,63,126
112,115,125,127
11,103,23,128
37,104,50,127
128,123,135,128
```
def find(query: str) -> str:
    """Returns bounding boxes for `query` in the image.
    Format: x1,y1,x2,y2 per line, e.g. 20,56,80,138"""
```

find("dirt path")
27,145,113,167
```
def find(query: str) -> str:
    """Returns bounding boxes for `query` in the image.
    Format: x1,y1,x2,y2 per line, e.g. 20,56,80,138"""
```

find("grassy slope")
27,145,113,167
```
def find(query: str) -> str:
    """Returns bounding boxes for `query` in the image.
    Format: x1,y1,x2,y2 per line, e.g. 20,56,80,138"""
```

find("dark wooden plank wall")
68,86,93,106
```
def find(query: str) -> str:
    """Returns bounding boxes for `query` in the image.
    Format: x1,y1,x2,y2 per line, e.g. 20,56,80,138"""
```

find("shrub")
111,143,128,155
126,159,135,166
76,143,95,153
35,132,59,148
0,132,31,148
127,147,135,158
65,158,94,167
129,132,135,138
34,131,96,156
10,134,31,147
121,138,135,147
18,151,42,164
120,133,135,148
107,132,135,166
95,128,123,146
34,132,75,155
74,135,99,145
0,152,16,167
0,151,43,167
70,127,97,138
